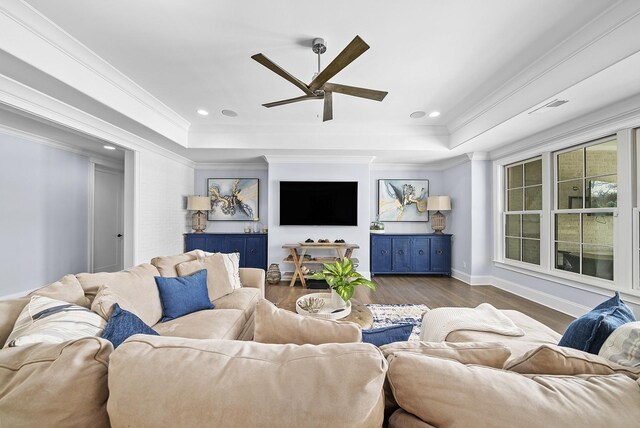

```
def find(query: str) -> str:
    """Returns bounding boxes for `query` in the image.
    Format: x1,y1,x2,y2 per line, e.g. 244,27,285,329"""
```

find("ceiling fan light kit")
252,35,388,122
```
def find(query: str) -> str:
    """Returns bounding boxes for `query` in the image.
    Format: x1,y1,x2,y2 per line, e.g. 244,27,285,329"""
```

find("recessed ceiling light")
410,111,426,119
197,109,209,116
428,111,441,118
221,109,238,117
103,145,116,150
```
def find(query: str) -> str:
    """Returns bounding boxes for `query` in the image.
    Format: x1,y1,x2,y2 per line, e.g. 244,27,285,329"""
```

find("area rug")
366,304,429,342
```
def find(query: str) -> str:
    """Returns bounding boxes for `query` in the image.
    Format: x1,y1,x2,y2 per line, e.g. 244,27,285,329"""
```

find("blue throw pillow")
362,324,413,347
101,303,159,349
559,292,636,354
155,269,214,322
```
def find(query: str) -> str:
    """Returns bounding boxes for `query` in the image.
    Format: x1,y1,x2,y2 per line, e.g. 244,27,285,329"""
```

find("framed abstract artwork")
207,178,259,221
378,179,429,222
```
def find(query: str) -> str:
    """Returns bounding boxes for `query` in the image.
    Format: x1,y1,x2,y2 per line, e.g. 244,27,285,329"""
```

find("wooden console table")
282,243,360,288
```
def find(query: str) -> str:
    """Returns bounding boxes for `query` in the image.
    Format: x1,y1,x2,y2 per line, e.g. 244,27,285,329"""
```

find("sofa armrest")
239,268,265,298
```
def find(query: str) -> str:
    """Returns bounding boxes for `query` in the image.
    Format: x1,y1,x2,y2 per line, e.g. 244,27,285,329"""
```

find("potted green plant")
308,258,376,308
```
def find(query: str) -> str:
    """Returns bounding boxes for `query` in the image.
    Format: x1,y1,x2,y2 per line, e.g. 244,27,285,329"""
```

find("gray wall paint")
442,161,472,276
194,169,269,234
0,132,89,296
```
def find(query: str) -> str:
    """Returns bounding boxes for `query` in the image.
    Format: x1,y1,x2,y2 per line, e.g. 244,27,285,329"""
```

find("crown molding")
0,0,190,145
263,155,376,164
195,162,268,171
447,0,640,149
0,72,195,168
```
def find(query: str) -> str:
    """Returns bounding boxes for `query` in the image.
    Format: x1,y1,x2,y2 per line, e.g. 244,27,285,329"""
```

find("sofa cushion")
505,343,640,379
4,296,106,348
363,324,413,347
28,274,91,308
176,253,234,301
387,352,640,427
445,309,562,358
77,263,163,326
212,287,261,321
153,308,245,340
150,250,202,277
101,303,158,349
559,292,636,354
0,337,111,427
253,298,362,345
380,341,512,368
389,409,437,428
599,321,640,367
155,269,214,321
107,335,387,428
0,298,29,348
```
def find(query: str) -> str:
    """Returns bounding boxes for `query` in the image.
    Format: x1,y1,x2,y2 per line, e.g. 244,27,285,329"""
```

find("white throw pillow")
3,296,106,348
599,321,640,367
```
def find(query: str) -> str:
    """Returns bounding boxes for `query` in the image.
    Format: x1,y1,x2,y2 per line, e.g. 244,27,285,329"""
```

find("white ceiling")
3,0,640,164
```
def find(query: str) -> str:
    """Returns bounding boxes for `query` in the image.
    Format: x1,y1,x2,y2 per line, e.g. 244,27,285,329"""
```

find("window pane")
522,239,540,265
522,214,540,239
586,175,617,208
524,159,542,186
506,214,521,237
558,149,583,181
582,244,613,280
507,165,523,189
555,214,579,242
505,238,521,261
557,180,583,209
556,242,580,273
508,189,523,211
582,213,614,246
586,139,617,177
524,185,542,210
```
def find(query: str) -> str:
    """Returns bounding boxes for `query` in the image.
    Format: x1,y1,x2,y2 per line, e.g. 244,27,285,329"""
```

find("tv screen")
280,181,358,226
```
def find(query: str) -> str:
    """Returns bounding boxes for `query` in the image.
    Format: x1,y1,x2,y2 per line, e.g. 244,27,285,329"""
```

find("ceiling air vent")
528,99,569,114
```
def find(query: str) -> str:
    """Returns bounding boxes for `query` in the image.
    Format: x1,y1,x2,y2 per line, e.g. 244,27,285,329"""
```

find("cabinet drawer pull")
436,249,443,256
249,248,257,255
398,250,404,255
381,250,387,255
418,250,424,255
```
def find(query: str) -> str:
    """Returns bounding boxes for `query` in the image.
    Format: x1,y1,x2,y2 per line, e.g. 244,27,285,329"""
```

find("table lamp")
427,196,451,234
187,196,210,233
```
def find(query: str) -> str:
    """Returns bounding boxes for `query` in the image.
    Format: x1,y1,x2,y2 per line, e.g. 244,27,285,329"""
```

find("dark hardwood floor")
265,275,574,334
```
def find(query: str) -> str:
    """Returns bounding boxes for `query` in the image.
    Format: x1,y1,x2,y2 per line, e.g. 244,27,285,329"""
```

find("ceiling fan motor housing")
312,38,326,54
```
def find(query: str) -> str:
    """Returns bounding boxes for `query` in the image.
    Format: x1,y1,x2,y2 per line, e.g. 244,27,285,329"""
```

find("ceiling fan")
251,36,388,122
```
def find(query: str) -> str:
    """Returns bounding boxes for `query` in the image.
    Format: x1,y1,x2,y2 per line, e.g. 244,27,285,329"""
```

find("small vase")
266,263,281,284
331,288,347,308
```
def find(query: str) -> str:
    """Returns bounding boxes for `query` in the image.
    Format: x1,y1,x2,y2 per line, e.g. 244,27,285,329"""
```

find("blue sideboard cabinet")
184,233,268,270
370,234,451,276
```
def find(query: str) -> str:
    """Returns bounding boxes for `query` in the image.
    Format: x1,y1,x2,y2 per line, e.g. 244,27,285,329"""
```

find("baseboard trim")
490,276,589,318
451,269,492,285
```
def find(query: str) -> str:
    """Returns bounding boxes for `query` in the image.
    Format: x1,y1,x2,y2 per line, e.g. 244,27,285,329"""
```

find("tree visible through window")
505,158,542,265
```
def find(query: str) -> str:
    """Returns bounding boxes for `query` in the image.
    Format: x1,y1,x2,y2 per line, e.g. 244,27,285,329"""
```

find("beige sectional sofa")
2,252,640,427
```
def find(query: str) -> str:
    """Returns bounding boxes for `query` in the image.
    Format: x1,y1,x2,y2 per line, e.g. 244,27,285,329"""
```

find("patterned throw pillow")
101,303,159,348
3,296,106,348
200,251,242,289
599,321,640,367
559,292,636,354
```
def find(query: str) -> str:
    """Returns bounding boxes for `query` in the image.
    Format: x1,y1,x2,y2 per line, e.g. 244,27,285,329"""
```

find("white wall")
194,168,269,233
134,150,194,264
369,168,444,234
267,161,371,276
0,131,89,296
470,159,493,277
442,161,472,278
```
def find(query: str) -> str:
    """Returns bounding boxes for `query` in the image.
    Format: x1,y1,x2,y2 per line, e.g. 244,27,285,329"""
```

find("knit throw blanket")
420,303,525,342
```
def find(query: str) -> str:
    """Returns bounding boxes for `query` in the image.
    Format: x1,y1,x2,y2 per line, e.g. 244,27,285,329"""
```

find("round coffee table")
282,293,373,329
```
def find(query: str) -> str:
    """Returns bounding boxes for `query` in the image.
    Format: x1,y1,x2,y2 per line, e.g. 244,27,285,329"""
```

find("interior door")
93,165,124,273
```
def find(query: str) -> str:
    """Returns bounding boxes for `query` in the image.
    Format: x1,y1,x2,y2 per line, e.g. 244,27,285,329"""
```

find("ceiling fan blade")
262,94,321,108
251,53,314,96
323,83,388,101
323,91,333,122
309,36,369,92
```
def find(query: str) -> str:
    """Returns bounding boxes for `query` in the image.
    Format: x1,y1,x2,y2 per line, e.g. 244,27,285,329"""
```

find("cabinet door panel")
226,237,247,265
411,238,430,272
371,237,392,273
204,236,226,253
185,235,208,252
392,238,411,272
245,236,266,269
430,237,451,273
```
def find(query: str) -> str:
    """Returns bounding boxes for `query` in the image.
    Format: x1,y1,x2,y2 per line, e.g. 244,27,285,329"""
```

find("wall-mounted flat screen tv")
280,181,358,226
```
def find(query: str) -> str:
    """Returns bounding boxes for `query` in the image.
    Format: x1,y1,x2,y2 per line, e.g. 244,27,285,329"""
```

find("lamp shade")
427,196,451,211
187,196,210,211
